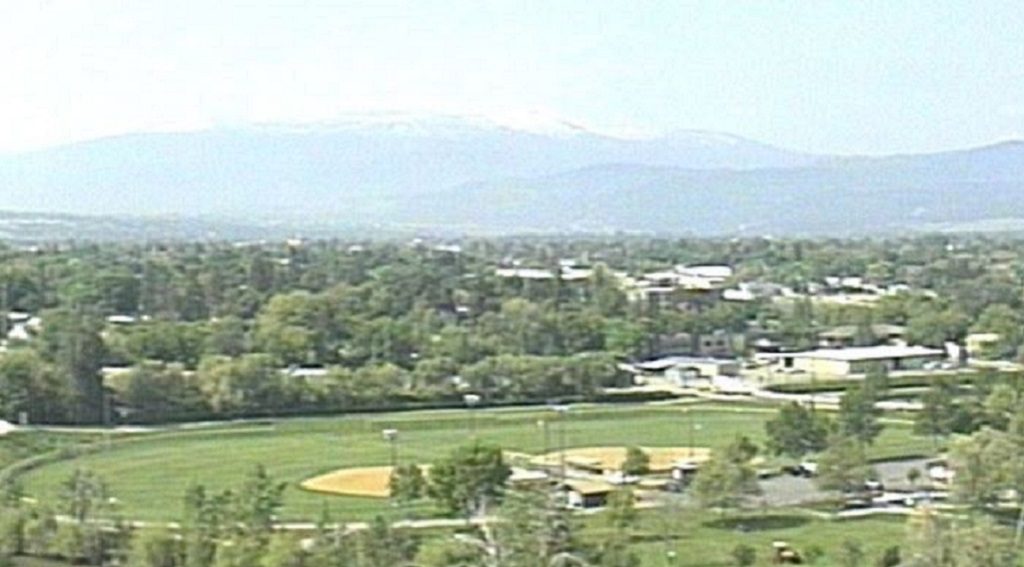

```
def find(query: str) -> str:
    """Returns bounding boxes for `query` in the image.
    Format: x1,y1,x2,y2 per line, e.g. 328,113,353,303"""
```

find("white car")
605,471,640,485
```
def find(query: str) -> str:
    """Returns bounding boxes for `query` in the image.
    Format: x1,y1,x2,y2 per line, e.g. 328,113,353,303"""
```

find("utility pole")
688,408,695,459
551,405,570,483
382,428,399,470
464,393,481,437
537,419,549,456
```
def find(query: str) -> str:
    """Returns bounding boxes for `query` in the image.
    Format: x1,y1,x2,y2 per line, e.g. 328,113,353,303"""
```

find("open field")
17,403,937,523
0,431,104,472
12,558,76,567
3,510,916,567
622,509,910,566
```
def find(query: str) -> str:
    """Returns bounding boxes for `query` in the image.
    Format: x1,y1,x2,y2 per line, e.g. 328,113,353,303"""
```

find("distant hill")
0,114,811,218
1,114,1022,237
392,141,1024,235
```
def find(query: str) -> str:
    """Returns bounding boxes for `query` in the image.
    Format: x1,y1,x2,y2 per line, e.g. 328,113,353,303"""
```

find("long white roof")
785,345,944,361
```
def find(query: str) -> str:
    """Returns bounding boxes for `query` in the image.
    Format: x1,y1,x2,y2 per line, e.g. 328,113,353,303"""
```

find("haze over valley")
2,114,1023,239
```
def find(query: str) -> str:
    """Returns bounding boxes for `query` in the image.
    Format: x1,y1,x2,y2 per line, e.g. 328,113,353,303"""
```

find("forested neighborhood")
2,235,1024,565
2,235,1022,425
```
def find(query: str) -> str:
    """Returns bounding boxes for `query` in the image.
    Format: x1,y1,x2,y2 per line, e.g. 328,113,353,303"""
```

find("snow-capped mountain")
0,114,813,219
3,113,1022,237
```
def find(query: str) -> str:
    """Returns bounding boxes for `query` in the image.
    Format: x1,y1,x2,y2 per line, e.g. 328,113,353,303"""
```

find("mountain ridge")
1,115,1022,237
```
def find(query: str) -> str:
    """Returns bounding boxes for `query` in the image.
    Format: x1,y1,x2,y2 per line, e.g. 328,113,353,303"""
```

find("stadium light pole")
464,393,481,437
382,428,399,470
688,408,694,459
537,419,549,457
551,404,570,483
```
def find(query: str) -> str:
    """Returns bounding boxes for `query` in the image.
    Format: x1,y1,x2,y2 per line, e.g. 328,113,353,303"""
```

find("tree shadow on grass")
703,514,811,532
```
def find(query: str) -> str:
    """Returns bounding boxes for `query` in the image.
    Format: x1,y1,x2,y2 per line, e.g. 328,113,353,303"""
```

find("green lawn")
620,509,909,566
11,558,75,567
0,431,103,472
18,403,935,523
3,509,915,567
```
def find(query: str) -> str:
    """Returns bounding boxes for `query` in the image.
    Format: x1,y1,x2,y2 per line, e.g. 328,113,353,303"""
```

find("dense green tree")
37,308,107,424
691,436,762,512
904,510,1019,567
905,306,969,348
427,442,511,517
230,465,286,542
196,354,295,414
0,349,67,423
915,378,957,443
119,363,207,420
837,383,883,446
765,402,831,458
203,316,248,357
389,463,426,506
491,486,577,567
815,434,873,495
971,303,1024,359
129,528,183,567
61,468,110,524
620,447,650,477
595,489,639,567
356,516,418,567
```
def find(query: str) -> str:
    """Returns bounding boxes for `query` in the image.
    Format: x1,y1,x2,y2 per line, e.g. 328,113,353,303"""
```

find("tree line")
5,235,1024,424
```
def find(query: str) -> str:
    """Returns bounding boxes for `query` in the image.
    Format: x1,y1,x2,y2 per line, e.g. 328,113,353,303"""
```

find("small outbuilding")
562,480,614,509
634,356,740,388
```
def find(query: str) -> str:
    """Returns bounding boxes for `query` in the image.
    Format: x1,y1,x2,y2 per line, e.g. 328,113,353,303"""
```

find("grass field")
0,431,103,472
4,511,913,567
621,508,909,566
11,558,75,567
17,402,936,523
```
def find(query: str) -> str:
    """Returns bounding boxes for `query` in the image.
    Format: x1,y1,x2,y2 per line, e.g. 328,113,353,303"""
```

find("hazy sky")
3,0,1023,154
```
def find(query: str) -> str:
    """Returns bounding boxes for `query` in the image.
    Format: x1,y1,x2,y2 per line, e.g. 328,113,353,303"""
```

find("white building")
634,356,741,387
771,345,946,378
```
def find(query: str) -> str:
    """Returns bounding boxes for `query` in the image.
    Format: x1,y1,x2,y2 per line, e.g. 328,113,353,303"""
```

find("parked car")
782,461,817,477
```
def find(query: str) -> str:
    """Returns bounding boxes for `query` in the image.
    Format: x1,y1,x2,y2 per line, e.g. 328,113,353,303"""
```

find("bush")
840,539,864,567
731,544,756,566
804,545,825,564
877,545,901,567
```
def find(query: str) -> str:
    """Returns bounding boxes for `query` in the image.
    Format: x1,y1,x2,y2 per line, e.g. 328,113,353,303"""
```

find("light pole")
551,404,570,483
382,428,399,471
537,419,549,457
688,408,695,458
464,393,481,437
